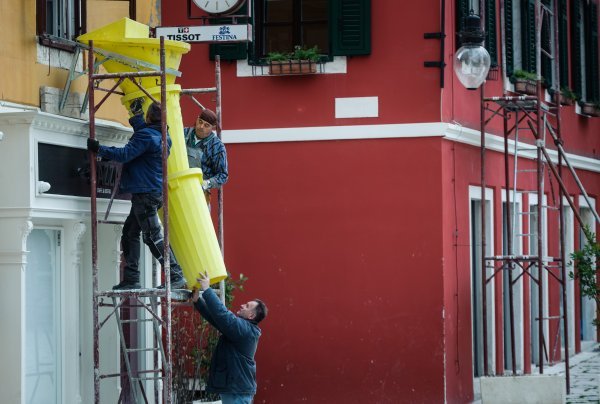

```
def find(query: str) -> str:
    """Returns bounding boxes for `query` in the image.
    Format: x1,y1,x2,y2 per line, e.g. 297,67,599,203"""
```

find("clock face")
192,0,245,15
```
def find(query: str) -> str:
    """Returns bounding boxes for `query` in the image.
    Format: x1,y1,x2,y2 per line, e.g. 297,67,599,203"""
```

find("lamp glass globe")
454,45,491,90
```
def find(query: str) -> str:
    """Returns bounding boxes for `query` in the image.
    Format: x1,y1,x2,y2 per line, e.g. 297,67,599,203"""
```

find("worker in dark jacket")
184,108,228,205
192,272,268,404
87,100,186,290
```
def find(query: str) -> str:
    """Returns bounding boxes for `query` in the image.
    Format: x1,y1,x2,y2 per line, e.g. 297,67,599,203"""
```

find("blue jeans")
220,393,254,404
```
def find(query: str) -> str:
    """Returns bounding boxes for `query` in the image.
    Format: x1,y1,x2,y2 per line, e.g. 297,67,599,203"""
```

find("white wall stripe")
221,122,448,143
221,121,600,174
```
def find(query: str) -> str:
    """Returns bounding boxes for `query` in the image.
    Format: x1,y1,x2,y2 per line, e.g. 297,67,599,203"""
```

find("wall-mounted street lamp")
454,13,491,90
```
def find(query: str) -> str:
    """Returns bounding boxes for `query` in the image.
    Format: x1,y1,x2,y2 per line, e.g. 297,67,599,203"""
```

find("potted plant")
512,69,538,95
267,45,321,75
580,100,600,117
558,86,577,106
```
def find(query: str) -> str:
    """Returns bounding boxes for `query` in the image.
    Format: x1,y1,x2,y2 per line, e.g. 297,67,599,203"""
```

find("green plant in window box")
511,69,538,95
266,46,321,75
558,86,578,106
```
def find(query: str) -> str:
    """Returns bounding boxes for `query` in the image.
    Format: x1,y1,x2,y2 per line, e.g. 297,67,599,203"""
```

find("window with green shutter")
571,0,584,97
504,0,514,77
521,0,536,73
585,1,599,101
330,0,371,56
242,0,370,63
540,0,553,89
456,0,498,66
558,0,569,88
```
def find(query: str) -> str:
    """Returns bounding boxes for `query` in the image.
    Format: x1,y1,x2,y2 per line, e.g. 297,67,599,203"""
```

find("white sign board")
155,25,252,43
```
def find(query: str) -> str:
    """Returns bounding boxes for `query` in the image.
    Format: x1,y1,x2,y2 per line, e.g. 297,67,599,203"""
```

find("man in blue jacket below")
192,272,268,404
87,100,186,290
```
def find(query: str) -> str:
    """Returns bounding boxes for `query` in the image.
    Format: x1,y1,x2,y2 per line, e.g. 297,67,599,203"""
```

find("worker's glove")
129,97,145,116
201,179,211,191
87,138,100,153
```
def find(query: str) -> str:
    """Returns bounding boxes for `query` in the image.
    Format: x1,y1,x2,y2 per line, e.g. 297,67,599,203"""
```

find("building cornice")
0,107,132,142
443,123,600,174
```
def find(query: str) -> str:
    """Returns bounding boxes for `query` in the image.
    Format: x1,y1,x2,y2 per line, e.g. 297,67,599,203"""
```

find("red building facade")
163,1,600,402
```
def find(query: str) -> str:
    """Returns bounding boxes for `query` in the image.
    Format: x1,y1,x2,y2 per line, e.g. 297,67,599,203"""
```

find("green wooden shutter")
456,1,497,65
558,0,569,89
331,0,371,56
485,0,498,66
505,0,514,77
585,2,599,101
541,0,552,88
209,4,249,61
456,0,470,47
571,0,583,97
522,0,536,73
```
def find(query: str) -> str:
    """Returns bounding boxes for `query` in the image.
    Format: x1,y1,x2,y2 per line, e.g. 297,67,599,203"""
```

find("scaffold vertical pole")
88,40,102,404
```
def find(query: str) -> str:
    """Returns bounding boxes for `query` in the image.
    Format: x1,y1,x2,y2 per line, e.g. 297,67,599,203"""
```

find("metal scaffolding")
478,0,599,394
86,39,226,403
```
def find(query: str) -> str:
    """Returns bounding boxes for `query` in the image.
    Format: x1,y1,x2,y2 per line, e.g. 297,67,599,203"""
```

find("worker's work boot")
112,279,141,290
157,271,187,290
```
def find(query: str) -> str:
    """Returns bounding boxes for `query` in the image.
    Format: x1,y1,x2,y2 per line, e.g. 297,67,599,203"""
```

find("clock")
192,0,246,15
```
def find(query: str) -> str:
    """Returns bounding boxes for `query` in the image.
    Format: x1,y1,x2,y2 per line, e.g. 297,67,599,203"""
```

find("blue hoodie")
98,114,171,194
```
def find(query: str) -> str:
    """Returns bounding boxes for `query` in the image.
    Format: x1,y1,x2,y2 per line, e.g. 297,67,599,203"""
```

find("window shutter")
585,2,599,101
209,4,249,61
505,0,514,77
456,1,497,65
331,0,371,56
558,0,569,88
522,0,537,73
485,0,498,66
571,0,583,97
541,0,553,89
456,0,470,47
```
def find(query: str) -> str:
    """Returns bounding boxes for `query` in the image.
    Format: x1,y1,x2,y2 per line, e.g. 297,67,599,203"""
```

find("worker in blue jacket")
87,100,186,290
192,271,268,404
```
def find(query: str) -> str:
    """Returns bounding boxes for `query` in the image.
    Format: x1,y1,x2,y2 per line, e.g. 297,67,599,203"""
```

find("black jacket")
194,288,261,394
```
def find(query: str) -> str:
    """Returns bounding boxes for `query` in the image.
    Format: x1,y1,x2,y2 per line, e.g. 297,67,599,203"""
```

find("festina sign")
155,25,252,43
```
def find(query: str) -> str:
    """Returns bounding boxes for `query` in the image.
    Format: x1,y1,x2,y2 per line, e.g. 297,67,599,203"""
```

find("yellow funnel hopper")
79,19,227,287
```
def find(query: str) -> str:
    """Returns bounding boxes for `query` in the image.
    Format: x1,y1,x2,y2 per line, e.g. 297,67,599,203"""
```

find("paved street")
563,345,600,403
473,342,600,403
546,342,600,403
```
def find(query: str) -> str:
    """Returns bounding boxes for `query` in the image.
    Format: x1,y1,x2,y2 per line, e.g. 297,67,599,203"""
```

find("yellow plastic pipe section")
79,18,227,287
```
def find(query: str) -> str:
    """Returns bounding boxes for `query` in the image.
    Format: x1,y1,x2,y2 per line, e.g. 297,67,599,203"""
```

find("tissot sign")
155,25,252,43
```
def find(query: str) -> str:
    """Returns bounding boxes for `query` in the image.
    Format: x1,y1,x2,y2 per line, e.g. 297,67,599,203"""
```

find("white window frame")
501,190,525,373
578,195,597,342
562,197,576,356
469,186,496,378
526,193,550,369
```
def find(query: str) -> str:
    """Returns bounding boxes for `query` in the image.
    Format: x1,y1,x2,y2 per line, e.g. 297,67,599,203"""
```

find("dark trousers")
121,193,183,282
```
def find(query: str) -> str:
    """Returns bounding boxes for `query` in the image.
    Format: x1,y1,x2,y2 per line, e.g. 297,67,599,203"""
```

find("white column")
0,217,32,404
63,221,87,404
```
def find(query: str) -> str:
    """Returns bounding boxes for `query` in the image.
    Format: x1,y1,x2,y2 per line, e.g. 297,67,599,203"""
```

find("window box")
580,102,600,117
558,87,578,106
559,94,575,106
512,70,538,95
514,79,537,95
268,60,318,75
